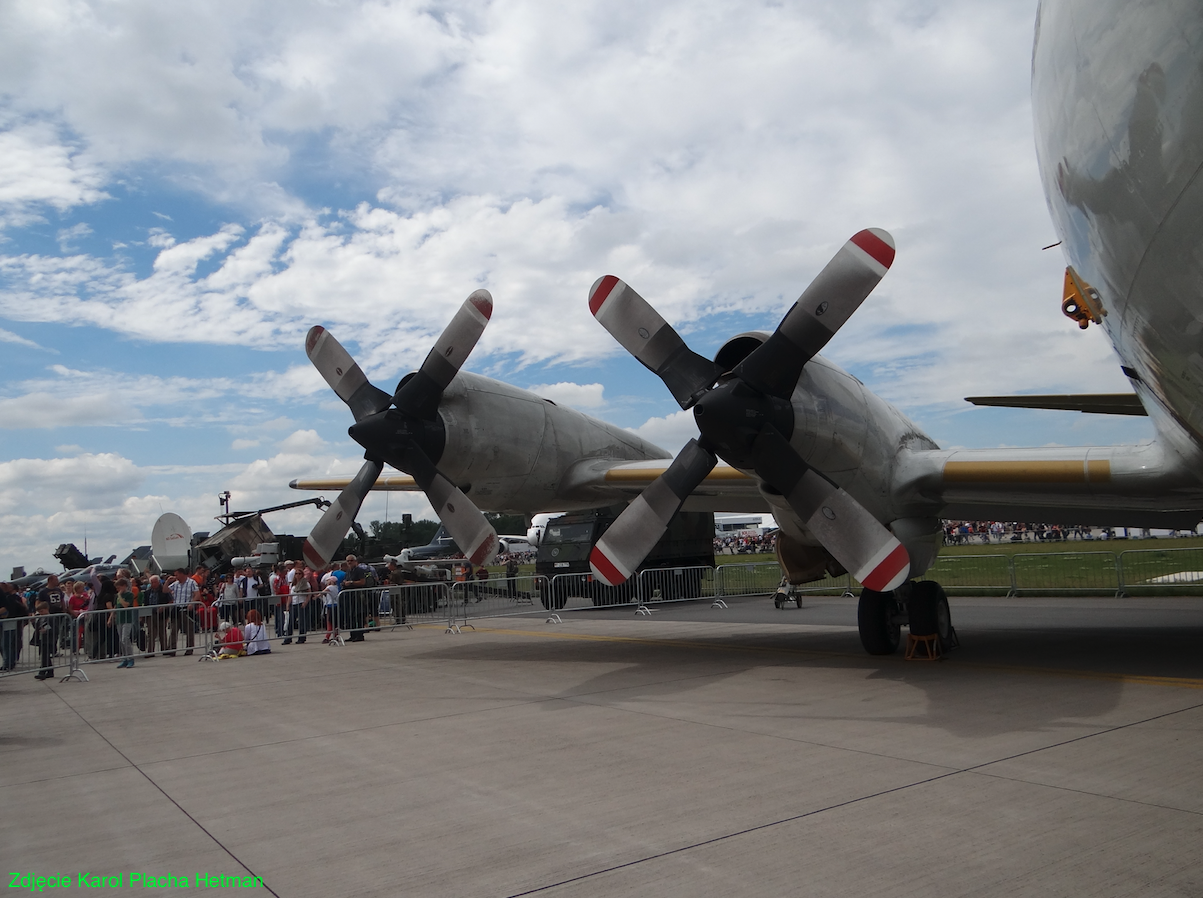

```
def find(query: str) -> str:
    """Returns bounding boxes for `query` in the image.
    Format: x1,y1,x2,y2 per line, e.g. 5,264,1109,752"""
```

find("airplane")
292,0,1203,655
386,522,534,563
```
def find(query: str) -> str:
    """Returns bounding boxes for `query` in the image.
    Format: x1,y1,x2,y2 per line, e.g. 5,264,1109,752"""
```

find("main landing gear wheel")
908,580,954,645
857,588,900,655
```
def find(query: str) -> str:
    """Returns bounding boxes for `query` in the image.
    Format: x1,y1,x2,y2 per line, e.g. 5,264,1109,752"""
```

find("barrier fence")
8,545,1203,681
921,545,1203,596
1,612,72,680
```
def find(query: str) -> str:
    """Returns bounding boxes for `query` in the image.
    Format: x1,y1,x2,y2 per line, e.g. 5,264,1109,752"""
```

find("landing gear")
857,580,957,656
773,577,804,609
857,588,901,654
908,580,956,647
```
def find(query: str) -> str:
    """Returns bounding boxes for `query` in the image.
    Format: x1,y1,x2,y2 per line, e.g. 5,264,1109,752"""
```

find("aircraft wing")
290,474,420,491
557,458,763,510
965,393,1147,416
291,459,770,512
896,442,1203,529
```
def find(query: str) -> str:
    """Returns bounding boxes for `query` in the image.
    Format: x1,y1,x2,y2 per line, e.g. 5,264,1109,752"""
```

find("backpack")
362,567,378,589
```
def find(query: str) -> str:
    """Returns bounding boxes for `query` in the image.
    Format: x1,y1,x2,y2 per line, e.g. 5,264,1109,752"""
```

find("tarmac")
4,594,1203,897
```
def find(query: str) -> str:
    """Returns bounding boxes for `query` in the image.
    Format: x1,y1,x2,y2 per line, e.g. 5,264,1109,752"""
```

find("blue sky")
0,0,1153,574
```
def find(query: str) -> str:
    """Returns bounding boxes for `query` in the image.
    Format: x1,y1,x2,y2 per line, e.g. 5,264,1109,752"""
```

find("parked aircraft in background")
293,0,1203,654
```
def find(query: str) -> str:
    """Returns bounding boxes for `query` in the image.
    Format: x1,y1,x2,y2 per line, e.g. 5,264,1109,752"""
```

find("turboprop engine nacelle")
711,330,943,575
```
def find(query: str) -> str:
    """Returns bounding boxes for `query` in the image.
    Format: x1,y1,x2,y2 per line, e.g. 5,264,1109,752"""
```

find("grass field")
712,538,1203,596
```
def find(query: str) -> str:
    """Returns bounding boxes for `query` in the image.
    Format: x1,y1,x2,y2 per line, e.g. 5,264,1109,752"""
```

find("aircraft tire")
858,588,900,655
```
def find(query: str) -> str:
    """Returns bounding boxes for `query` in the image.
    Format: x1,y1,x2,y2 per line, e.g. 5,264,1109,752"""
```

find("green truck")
534,508,715,608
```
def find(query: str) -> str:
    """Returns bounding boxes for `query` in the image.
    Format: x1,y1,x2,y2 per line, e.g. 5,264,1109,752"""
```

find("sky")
0,0,1155,575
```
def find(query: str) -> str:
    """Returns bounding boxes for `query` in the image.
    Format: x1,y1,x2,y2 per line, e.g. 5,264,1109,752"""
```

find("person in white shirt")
321,573,339,644
283,569,310,645
167,569,198,656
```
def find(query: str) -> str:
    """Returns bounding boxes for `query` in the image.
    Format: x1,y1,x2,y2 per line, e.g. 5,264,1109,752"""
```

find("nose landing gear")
773,577,806,609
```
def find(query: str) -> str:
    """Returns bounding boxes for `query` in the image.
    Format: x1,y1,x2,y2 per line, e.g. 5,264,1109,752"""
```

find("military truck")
534,508,715,609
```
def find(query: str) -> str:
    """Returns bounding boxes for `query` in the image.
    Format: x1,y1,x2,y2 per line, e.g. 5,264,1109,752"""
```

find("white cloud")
0,0,1108,414
277,429,325,453
56,221,91,251
0,122,108,227
0,453,143,514
0,391,131,428
0,443,434,576
528,381,605,409
0,365,330,430
231,438,261,451
0,326,42,349
629,409,699,457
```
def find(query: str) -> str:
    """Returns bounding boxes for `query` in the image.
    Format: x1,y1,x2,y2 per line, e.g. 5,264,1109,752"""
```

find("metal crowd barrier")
0,612,73,680
638,566,718,603
14,546,1203,685
448,575,542,629
68,601,215,675
1012,551,1121,595
1115,546,1203,594
714,563,852,597
924,554,1015,596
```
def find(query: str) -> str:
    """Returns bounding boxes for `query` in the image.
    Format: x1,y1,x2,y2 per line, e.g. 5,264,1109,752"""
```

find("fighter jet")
294,0,1203,654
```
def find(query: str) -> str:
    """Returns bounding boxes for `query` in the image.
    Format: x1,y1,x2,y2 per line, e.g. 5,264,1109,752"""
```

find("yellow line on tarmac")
453,625,1203,691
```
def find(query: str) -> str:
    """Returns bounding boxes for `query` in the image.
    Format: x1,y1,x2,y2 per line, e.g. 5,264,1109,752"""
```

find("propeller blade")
750,427,909,592
736,228,896,399
589,276,720,409
394,289,493,420
589,439,717,586
398,444,499,566
305,327,394,423
302,458,383,568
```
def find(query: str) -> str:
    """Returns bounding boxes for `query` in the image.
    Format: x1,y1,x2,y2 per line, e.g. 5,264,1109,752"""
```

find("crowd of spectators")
0,553,412,677
939,521,1200,545
714,532,777,555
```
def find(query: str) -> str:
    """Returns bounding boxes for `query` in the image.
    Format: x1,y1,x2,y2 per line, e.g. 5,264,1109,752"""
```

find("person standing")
283,569,309,645
32,600,55,679
269,563,288,636
37,574,68,652
342,555,376,640
167,569,198,656
141,575,170,657
0,582,29,671
320,573,339,644
505,555,520,599
112,578,139,668
88,576,117,660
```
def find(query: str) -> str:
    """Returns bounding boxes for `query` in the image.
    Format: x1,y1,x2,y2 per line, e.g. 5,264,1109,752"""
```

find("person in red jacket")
215,621,245,658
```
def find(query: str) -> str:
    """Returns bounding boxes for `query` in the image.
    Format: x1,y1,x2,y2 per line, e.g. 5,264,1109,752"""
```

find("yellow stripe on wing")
604,466,753,484
943,460,1111,483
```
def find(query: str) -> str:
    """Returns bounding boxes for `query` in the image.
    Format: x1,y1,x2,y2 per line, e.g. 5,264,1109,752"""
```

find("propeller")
588,229,910,593
301,290,500,569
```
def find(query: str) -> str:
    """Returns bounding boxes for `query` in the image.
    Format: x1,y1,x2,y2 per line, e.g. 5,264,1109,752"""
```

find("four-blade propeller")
301,291,499,570
588,229,910,593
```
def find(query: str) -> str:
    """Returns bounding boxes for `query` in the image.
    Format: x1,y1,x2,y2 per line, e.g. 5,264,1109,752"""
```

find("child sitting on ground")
215,620,245,658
